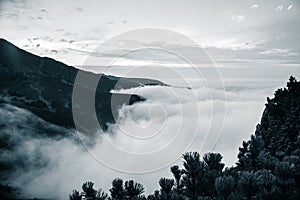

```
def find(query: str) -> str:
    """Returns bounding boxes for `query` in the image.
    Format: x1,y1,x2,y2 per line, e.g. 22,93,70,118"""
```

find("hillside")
0,38,166,132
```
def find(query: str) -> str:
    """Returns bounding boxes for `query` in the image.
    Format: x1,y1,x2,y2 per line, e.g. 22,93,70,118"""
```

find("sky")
0,0,300,199
0,0,299,67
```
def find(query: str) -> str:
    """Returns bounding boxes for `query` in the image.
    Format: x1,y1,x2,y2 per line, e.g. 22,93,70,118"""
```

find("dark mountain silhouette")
0,38,166,133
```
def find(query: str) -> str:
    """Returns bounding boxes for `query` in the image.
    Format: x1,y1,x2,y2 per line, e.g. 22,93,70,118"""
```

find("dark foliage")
124,180,145,199
69,190,82,200
110,178,125,200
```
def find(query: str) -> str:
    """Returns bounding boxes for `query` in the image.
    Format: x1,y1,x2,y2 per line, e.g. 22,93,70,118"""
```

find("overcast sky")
0,0,299,67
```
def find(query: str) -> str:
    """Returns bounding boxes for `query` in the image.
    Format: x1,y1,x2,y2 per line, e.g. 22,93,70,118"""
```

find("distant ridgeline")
66,77,299,200
0,38,166,133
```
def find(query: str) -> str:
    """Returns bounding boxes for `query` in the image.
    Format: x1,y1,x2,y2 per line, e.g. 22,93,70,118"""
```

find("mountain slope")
0,38,166,133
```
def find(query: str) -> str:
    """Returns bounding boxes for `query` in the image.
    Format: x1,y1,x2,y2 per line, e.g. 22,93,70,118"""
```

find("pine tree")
274,162,297,200
124,180,144,199
158,178,174,200
96,188,108,200
255,169,280,200
203,153,225,171
147,190,160,200
69,190,82,200
181,152,205,199
202,153,225,197
82,182,97,200
170,165,183,199
215,175,235,200
237,171,257,200
110,178,125,200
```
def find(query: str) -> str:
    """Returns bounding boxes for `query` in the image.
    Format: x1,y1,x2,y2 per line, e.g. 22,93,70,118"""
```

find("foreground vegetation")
70,76,300,200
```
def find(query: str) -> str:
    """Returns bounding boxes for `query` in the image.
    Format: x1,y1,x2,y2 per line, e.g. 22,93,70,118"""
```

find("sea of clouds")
0,78,284,199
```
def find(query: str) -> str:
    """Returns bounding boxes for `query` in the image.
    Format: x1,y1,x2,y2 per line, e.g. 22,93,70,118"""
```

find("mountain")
0,38,166,133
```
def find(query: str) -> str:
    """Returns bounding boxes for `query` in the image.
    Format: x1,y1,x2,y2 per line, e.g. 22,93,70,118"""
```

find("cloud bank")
0,78,282,199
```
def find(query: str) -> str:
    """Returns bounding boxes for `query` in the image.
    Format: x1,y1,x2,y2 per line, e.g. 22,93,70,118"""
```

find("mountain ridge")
0,38,166,133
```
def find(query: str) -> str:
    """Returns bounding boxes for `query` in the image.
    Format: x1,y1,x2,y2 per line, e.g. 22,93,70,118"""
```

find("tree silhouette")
256,151,278,170
158,178,174,200
147,190,160,200
287,76,297,91
203,153,225,171
82,182,97,200
202,153,225,197
69,190,82,200
124,180,144,199
170,165,183,199
274,162,297,200
237,141,250,171
255,169,279,200
182,152,205,199
96,188,108,200
237,172,257,200
215,176,235,200
110,178,125,200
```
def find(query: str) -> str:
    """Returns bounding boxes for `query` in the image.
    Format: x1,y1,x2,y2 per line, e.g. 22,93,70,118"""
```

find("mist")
0,78,284,199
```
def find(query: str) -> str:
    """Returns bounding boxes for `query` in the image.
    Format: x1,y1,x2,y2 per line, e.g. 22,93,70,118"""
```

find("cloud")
200,38,261,50
230,15,245,22
259,48,297,56
275,5,283,11
1,0,299,67
0,77,283,199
